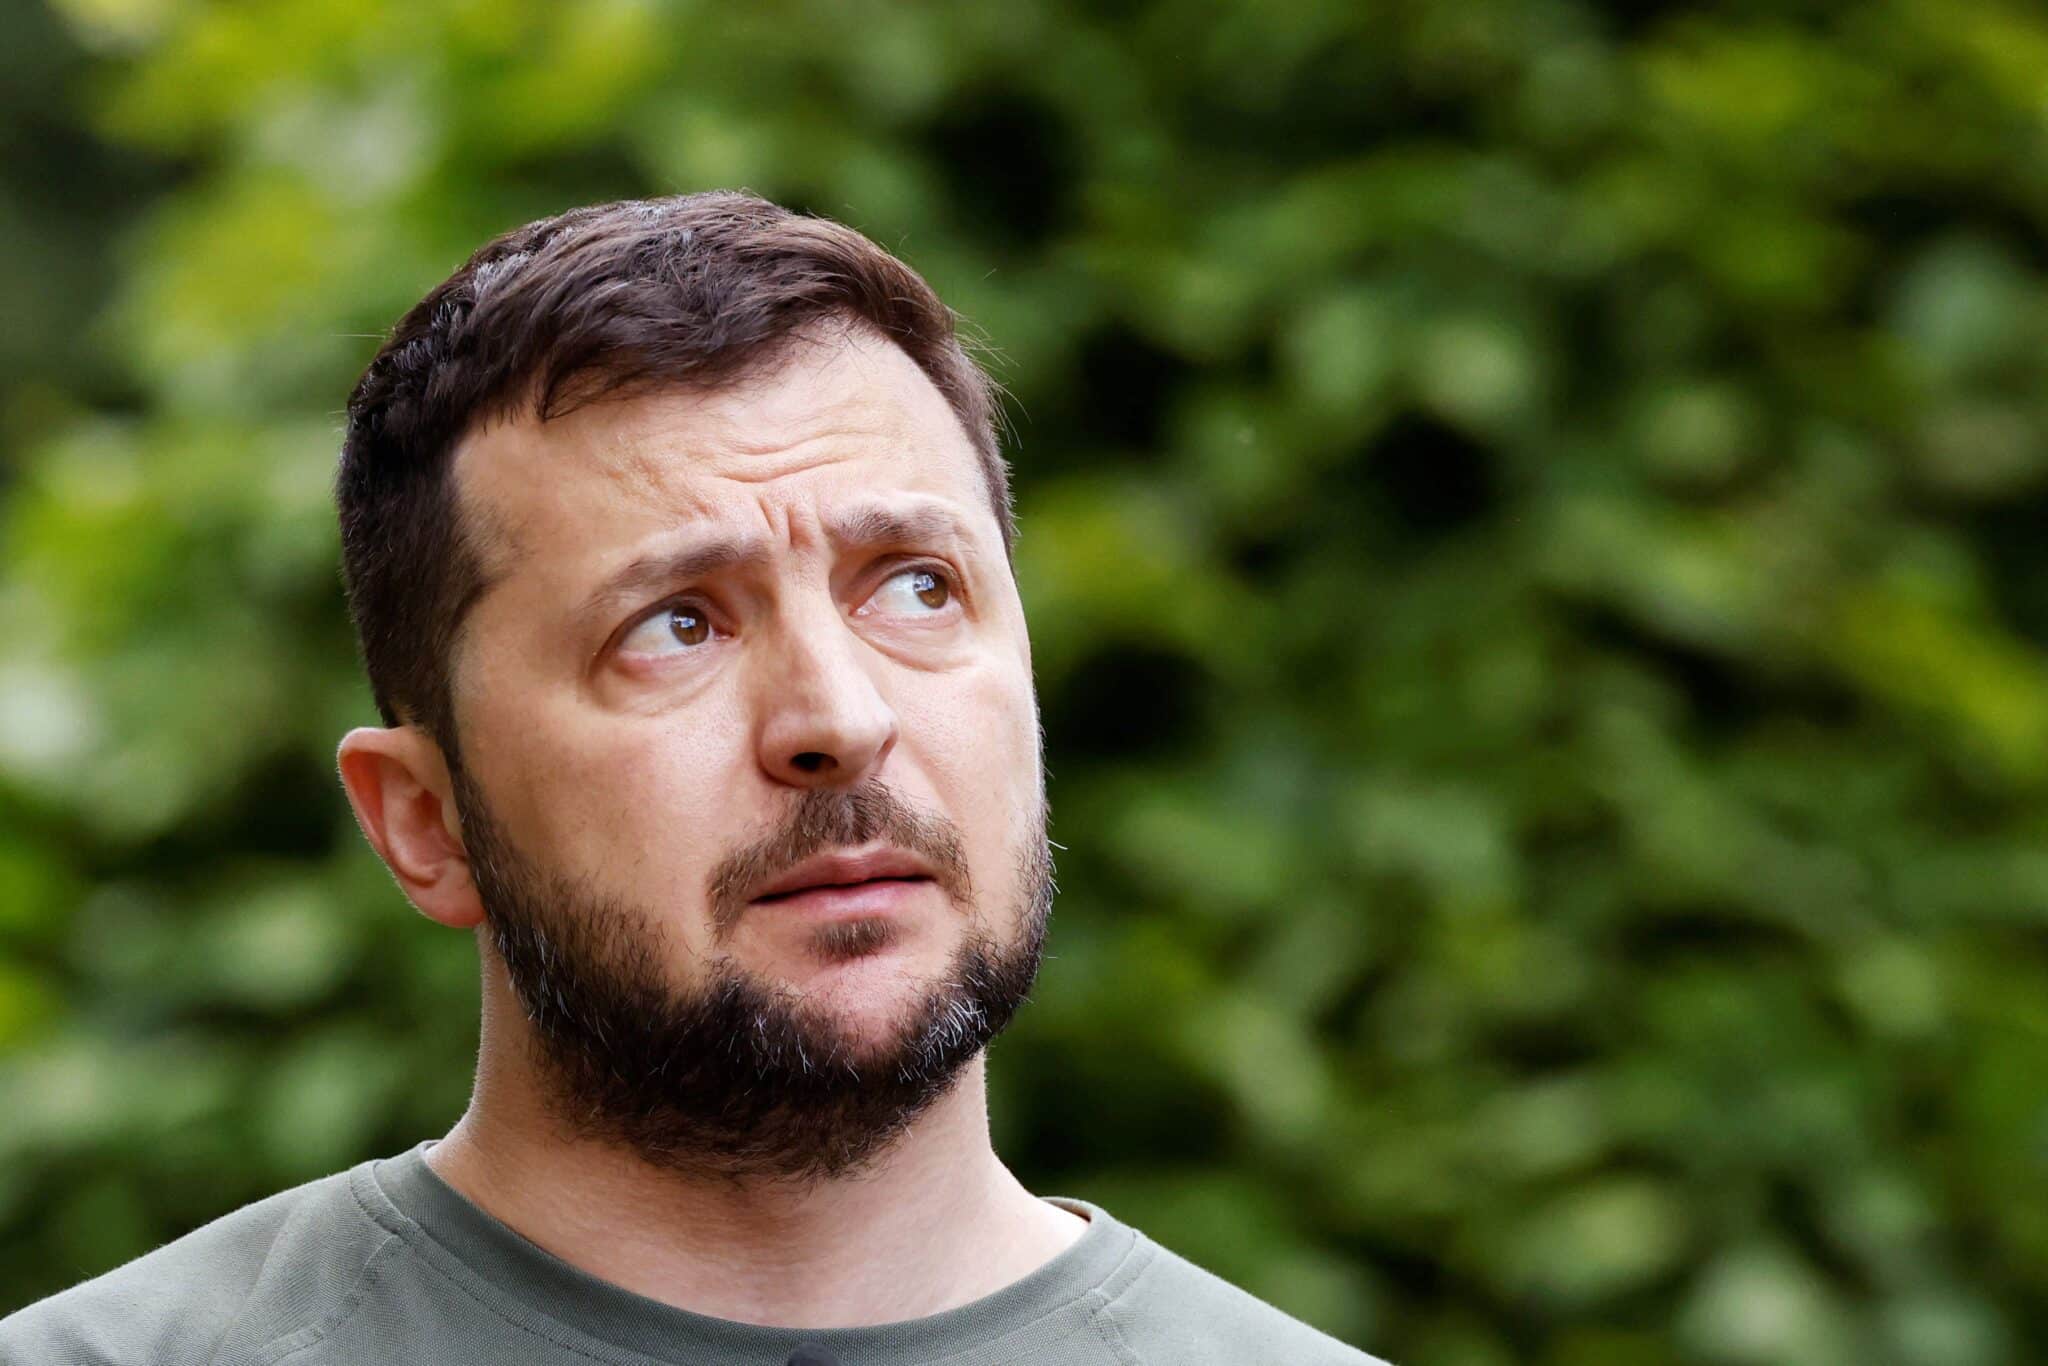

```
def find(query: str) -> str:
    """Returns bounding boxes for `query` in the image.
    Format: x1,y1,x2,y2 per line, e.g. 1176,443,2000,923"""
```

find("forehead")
450,327,991,583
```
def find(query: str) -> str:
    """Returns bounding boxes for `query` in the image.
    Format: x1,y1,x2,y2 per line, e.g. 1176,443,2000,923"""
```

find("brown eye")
669,607,710,645
618,600,718,657
858,565,957,621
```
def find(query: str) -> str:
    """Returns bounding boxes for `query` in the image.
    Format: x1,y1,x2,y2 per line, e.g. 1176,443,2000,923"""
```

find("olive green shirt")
1,1144,1387,1364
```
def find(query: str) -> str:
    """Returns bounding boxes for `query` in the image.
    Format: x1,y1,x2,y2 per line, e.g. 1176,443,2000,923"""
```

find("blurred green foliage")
6,0,2048,1360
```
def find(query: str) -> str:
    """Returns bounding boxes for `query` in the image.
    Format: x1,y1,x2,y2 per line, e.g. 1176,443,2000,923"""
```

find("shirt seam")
236,1231,402,1366
1081,1286,1144,1366
1079,1234,1165,1366
1091,1234,1160,1315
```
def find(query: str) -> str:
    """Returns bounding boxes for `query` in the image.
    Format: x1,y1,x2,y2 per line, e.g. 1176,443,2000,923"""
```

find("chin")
779,940,951,1029
744,910,948,982
801,913,909,966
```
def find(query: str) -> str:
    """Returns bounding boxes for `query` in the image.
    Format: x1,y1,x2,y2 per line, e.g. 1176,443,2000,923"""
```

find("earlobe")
336,726,487,930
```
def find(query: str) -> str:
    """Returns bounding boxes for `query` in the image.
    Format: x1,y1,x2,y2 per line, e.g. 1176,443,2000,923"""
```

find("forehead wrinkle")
687,339,924,470
573,330,961,501
595,439,681,511
703,421,904,484
595,397,889,499
588,412,722,515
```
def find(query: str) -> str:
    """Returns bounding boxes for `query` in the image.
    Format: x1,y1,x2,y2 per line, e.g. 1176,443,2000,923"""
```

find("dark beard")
449,766,1052,1184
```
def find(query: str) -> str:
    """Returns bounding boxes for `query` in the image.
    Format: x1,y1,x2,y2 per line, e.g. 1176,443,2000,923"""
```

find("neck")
425,978,1085,1329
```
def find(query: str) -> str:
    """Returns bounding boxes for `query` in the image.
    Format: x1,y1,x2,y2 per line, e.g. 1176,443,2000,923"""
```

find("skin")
335,323,1085,1328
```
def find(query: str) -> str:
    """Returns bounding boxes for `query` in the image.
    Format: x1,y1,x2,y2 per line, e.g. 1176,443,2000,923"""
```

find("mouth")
746,875,937,928
744,845,941,906
750,873,934,905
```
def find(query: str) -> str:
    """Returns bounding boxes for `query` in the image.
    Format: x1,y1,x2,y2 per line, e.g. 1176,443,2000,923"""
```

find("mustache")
705,782,974,941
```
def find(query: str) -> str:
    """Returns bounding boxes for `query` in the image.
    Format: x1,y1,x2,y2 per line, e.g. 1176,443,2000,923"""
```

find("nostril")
791,751,833,773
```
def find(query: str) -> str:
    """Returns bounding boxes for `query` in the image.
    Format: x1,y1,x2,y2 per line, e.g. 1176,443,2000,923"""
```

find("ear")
337,725,486,930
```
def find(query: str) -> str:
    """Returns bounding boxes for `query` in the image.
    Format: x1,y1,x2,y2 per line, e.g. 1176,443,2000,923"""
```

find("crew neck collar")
355,1141,1140,1366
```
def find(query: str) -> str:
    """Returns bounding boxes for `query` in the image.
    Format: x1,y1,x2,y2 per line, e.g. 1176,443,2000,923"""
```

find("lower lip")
752,877,935,918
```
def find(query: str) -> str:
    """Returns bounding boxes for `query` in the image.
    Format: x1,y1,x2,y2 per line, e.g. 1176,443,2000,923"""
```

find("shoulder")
0,1165,389,1366
1094,1225,1393,1366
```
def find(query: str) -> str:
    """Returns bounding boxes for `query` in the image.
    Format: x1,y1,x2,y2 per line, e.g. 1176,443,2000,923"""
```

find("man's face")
440,324,1049,1175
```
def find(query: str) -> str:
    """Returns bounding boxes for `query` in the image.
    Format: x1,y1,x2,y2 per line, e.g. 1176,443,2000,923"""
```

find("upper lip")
747,846,937,902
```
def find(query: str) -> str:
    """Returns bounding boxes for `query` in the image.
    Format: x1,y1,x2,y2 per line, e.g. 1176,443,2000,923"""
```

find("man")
2,191,1385,1364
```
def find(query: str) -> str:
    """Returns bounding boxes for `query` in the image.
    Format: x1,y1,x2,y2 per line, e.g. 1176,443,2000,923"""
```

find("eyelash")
859,560,962,616
617,560,962,654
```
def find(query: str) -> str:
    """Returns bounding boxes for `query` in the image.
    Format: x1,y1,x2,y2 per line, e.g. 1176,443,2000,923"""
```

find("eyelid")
606,556,963,659
611,593,722,657
861,558,965,611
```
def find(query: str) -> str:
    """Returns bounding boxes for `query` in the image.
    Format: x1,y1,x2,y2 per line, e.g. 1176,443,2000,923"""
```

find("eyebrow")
824,502,972,553
576,501,976,624
577,536,773,623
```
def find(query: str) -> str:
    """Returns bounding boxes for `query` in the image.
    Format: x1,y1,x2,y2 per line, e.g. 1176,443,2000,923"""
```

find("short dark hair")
335,190,1013,756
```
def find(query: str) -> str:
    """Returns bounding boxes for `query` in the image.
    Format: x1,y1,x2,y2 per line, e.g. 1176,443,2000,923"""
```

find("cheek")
472,687,754,911
910,658,1041,884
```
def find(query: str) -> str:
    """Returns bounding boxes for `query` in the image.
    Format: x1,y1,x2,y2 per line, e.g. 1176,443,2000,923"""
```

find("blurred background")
4,0,2048,1360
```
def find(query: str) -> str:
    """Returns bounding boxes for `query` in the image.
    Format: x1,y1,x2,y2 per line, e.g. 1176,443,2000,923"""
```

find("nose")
752,607,899,788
